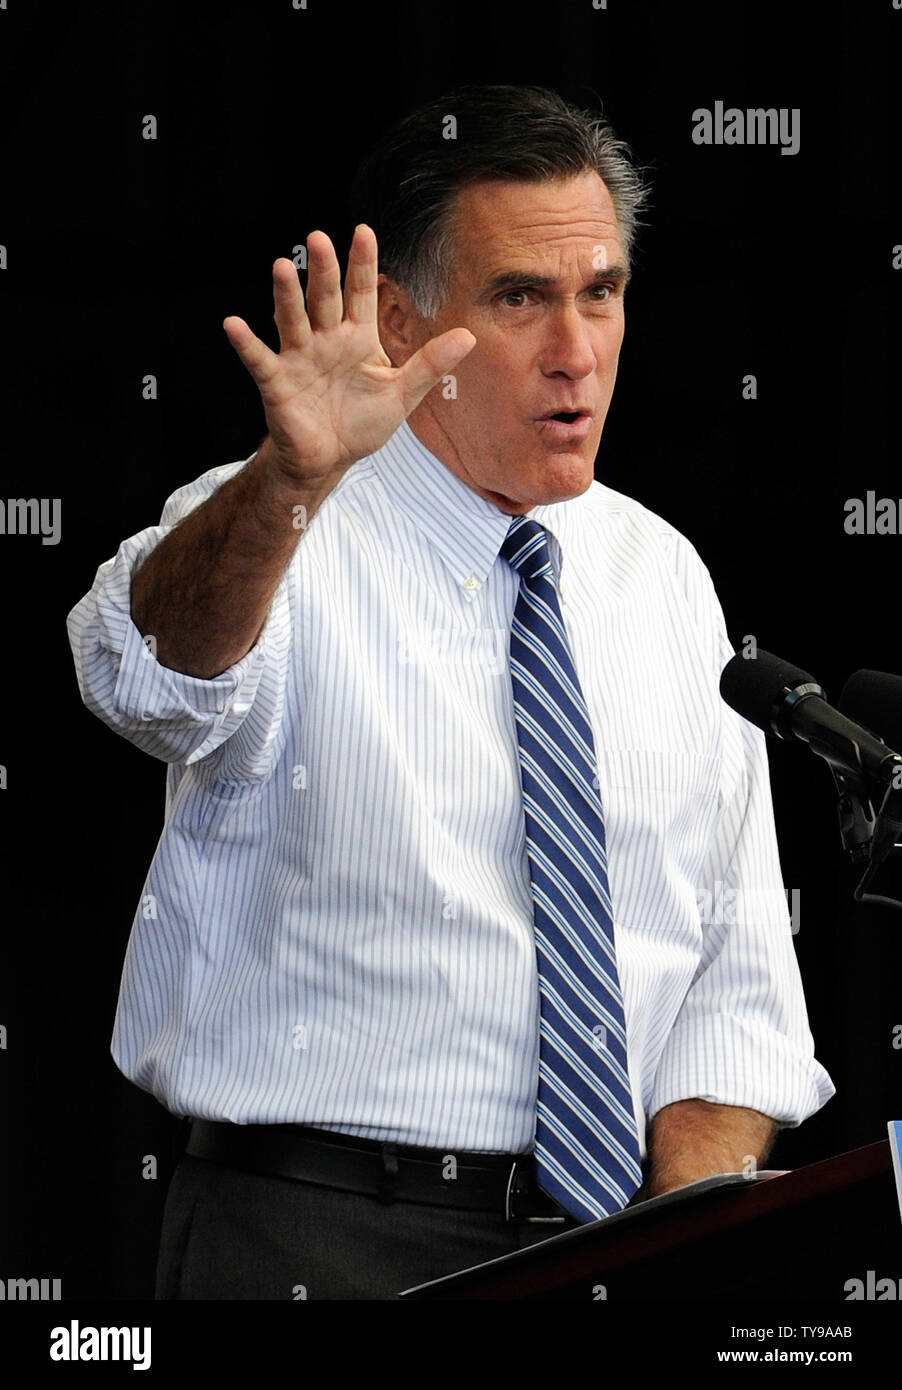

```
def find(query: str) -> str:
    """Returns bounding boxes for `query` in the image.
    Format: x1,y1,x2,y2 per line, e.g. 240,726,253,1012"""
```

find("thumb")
396,328,476,414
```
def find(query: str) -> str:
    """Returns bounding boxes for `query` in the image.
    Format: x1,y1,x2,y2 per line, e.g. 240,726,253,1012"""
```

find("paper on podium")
399,1167,787,1298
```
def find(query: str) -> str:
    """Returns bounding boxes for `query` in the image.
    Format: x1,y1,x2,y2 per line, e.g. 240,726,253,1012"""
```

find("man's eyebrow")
475,264,631,302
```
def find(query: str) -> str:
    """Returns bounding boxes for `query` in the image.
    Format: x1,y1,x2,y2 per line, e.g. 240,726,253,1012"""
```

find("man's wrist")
251,436,343,510
244,438,335,534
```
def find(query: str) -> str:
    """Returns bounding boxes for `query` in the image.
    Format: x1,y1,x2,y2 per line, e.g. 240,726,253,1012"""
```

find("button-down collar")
367,418,575,593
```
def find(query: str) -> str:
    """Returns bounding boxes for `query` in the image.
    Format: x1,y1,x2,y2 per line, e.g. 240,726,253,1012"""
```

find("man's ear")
377,274,419,368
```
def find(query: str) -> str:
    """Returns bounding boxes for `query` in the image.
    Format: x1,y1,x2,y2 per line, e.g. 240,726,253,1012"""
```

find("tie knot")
499,516,553,582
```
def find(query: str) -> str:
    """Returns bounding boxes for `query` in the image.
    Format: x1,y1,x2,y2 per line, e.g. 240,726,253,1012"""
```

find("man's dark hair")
349,83,650,320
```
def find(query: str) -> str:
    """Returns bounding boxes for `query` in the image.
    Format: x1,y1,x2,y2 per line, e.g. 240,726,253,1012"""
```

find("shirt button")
463,576,478,591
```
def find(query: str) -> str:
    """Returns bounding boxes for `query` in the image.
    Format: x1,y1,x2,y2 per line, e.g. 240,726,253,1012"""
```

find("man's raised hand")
223,224,475,494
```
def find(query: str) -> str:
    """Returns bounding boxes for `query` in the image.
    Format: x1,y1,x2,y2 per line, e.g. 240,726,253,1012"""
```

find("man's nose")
540,304,598,377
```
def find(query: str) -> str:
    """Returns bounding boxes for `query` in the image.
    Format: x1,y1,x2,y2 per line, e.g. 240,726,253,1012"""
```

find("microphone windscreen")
839,669,902,747
719,649,819,731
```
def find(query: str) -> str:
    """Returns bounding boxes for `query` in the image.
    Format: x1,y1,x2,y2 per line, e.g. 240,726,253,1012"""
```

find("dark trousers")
155,1152,581,1300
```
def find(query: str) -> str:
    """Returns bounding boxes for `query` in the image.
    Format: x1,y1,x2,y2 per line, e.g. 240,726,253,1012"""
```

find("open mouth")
538,409,591,424
536,409,593,436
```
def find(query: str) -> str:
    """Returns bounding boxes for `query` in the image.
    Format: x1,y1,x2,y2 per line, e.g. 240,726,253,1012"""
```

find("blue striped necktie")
500,514,642,1223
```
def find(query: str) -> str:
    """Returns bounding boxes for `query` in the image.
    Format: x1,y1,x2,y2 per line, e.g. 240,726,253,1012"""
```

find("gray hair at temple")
349,83,651,321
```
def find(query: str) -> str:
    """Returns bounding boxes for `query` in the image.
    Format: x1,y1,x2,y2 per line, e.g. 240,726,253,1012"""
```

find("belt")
184,1119,571,1224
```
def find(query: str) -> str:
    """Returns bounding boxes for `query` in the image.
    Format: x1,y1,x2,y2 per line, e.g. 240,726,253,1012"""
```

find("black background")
1,0,900,1303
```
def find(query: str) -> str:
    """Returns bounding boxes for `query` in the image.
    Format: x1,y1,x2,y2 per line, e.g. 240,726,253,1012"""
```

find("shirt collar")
369,418,575,588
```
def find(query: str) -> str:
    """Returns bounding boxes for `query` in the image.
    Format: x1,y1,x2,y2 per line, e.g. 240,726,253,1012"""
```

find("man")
67,84,834,1300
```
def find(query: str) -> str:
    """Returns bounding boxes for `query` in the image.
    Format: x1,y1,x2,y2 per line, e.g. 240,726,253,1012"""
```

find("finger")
223,316,281,389
343,223,378,325
396,328,476,415
272,257,312,352
304,230,343,332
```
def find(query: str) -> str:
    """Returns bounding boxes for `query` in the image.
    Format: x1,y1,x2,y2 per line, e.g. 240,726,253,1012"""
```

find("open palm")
223,224,475,489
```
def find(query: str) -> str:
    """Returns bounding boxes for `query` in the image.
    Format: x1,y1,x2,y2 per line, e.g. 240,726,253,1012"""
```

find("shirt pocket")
596,748,722,888
598,748,720,797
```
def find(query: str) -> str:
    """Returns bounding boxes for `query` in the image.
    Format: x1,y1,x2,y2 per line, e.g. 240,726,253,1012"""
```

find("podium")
399,1140,899,1300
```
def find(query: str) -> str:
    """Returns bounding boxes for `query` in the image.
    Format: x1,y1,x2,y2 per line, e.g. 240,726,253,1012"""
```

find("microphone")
840,670,902,751
719,649,902,789
839,670,902,901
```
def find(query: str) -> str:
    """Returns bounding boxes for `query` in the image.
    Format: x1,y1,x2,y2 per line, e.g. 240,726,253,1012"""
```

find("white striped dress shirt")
66,418,835,1156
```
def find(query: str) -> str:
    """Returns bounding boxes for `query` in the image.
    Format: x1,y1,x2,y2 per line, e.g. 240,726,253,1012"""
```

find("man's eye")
498,285,614,307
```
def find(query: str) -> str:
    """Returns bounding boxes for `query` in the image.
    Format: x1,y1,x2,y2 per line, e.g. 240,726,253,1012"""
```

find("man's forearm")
131,438,329,678
642,1099,779,1199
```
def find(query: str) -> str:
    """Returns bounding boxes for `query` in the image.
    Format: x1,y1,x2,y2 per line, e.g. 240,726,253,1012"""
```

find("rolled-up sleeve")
66,458,292,768
647,541,835,1128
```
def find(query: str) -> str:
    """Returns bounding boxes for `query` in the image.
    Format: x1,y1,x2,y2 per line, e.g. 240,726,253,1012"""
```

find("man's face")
378,171,627,515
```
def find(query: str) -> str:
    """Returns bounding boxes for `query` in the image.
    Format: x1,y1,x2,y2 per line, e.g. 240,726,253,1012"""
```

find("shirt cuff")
91,525,274,764
112,610,268,744
647,1010,836,1130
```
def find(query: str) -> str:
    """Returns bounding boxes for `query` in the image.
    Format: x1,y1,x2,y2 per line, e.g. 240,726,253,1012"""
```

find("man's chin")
489,469,594,514
531,455,596,503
